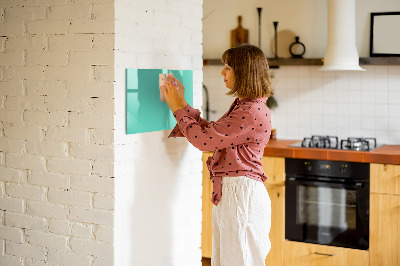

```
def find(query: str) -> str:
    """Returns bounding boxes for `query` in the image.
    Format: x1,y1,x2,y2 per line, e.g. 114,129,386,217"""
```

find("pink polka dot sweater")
169,97,272,206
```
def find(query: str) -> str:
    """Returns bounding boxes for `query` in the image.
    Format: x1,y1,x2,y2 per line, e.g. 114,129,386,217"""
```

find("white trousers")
212,176,271,266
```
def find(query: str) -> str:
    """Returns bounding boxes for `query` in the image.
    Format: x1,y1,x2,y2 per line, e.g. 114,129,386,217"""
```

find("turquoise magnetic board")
126,68,193,134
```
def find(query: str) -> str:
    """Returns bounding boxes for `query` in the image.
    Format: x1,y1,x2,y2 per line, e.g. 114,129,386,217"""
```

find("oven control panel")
286,158,369,180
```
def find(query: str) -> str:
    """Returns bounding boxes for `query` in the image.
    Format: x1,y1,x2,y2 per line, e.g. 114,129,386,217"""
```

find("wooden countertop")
263,139,400,165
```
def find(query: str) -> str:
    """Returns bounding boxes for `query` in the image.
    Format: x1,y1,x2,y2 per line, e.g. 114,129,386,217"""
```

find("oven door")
285,177,369,250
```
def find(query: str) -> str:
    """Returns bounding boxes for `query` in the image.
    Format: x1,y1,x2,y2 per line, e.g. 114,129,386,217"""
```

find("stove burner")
340,137,377,151
295,136,378,151
301,135,339,149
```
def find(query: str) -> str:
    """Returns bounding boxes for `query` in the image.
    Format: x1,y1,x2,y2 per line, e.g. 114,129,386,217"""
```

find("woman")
161,44,273,266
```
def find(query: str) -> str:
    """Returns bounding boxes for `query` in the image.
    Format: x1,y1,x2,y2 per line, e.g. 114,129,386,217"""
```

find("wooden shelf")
359,57,400,65
203,57,400,67
203,58,323,67
268,58,322,67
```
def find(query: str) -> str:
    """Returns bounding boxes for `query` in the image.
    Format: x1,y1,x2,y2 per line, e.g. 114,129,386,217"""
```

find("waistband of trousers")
221,176,253,184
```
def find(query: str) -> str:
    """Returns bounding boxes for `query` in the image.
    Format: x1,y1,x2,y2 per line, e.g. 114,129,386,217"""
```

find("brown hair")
221,44,273,99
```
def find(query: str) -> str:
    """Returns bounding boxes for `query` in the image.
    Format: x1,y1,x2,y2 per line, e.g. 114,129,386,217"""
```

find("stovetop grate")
294,136,378,151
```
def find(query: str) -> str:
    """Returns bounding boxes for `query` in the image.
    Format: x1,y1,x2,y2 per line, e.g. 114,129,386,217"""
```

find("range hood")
320,0,365,71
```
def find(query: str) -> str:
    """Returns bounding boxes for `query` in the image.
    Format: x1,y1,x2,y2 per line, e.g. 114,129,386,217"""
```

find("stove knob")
305,162,312,171
340,164,347,174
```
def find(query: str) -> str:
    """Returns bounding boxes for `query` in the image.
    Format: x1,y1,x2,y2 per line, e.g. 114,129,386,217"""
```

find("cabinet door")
284,241,369,266
370,193,400,266
261,156,285,185
202,152,213,258
264,184,284,266
370,163,400,195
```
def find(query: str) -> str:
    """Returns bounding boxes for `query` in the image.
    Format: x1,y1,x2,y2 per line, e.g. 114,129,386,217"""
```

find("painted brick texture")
0,0,115,265
1,0,204,265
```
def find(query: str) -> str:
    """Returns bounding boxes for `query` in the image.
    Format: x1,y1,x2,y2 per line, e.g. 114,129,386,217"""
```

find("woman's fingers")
160,85,167,96
168,76,186,106
164,79,178,96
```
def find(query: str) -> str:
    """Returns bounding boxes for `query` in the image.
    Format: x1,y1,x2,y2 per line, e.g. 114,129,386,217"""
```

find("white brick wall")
114,0,203,265
1,0,204,265
0,0,115,265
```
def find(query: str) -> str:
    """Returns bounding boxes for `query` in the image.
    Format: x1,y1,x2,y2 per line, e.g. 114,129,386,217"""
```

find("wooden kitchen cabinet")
201,154,286,266
261,156,285,186
264,184,285,266
370,163,400,195
370,163,400,266
202,152,213,258
370,193,400,266
262,156,285,266
284,241,369,266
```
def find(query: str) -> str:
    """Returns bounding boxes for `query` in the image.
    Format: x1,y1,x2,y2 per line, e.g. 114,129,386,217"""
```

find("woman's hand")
160,76,185,113
172,77,187,108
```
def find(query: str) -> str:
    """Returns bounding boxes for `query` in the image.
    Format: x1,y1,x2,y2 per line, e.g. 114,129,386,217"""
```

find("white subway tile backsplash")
374,65,388,77
298,67,311,78
361,104,375,117
310,66,323,77
286,77,299,89
311,127,325,136
323,115,336,129
362,116,375,130
348,71,362,90
348,90,362,104
322,70,335,78
348,116,363,129
388,65,400,76
374,90,388,104
349,128,363,137
287,113,300,127
336,90,349,103
298,77,311,89
375,117,389,129
336,103,349,116
374,130,389,144
298,89,313,103
388,131,400,143
362,129,375,138
335,74,349,90
285,66,298,77
375,104,389,117
388,76,400,91
323,88,336,103
388,91,400,104
389,104,400,117
336,129,349,139
204,65,400,144
323,103,336,116
310,77,324,90
389,117,400,131
374,78,388,91
311,102,324,113
336,116,348,129
361,90,375,104
311,114,324,127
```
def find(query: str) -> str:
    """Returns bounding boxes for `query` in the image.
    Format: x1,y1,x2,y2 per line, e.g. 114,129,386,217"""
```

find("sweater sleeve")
172,106,257,152
168,104,211,138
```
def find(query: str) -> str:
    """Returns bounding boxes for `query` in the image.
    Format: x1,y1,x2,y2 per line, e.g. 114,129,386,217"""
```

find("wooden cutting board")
231,16,249,48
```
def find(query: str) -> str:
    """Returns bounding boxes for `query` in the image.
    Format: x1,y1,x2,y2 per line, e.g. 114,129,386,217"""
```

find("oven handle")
314,252,335,257
286,177,364,189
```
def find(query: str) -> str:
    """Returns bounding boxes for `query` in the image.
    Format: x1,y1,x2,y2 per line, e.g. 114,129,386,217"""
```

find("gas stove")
289,135,381,151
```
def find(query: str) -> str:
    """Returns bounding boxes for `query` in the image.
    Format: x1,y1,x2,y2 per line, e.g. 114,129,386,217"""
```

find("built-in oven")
285,158,370,250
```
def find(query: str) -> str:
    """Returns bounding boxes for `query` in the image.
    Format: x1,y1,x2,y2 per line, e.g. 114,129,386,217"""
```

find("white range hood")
320,0,365,71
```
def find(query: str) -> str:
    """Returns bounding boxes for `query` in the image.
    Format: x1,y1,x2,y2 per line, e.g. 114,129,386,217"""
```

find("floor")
202,257,211,266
